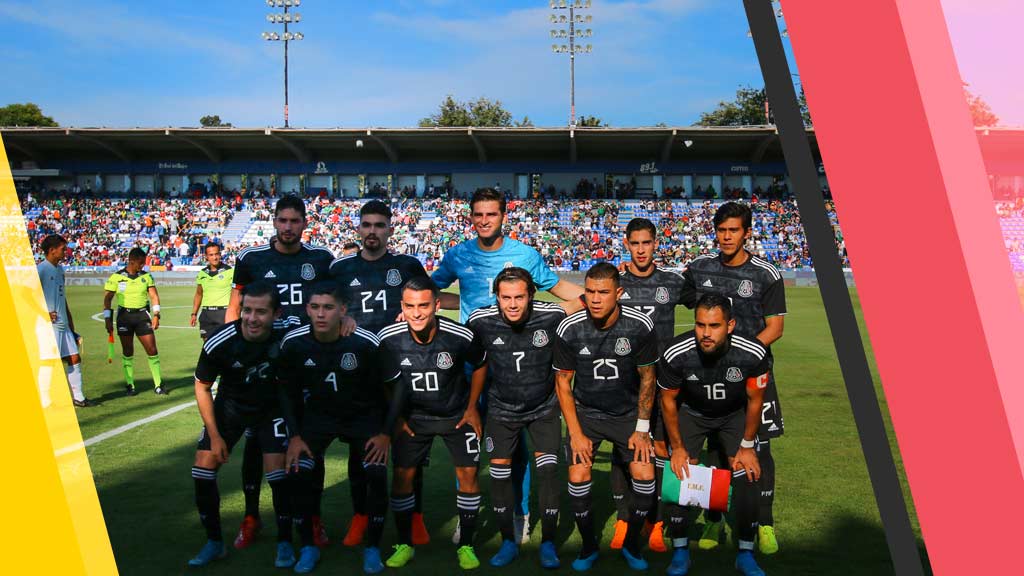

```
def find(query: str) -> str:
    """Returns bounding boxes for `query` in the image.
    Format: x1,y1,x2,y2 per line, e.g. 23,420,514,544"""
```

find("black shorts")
116,309,153,337
676,408,745,460
393,416,480,469
198,308,227,339
196,399,289,454
759,368,784,438
565,413,642,466
301,411,384,452
485,409,561,460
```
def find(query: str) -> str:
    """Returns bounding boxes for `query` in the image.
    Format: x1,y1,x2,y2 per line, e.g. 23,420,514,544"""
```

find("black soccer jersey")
619,267,689,345
194,321,286,412
329,251,428,334
657,331,769,418
378,317,487,421
682,253,786,349
552,306,660,420
466,301,566,421
233,242,334,328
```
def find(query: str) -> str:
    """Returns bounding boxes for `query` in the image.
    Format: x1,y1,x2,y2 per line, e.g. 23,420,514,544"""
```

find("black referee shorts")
116,309,153,337
198,308,227,339
392,416,480,469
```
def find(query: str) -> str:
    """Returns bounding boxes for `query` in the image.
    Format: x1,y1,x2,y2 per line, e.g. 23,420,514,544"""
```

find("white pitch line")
54,400,196,457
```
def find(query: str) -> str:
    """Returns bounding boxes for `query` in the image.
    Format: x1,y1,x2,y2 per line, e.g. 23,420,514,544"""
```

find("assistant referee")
191,243,233,341
102,247,164,396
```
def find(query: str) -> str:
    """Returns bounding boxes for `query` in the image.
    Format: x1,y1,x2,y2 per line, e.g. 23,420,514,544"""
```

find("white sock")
66,363,85,402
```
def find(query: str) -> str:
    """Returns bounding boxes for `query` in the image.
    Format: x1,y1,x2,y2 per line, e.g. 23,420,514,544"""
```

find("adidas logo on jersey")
349,278,361,287
579,346,591,355
304,359,316,367
687,374,699,381
702,279,712,287
231,361,244,368
465,266,475,272
492,337,505,345
401,358,412,366
265,270,277,279
621,291,631,300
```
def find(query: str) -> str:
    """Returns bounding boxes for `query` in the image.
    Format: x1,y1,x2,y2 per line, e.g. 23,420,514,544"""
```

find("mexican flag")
661,464,732,513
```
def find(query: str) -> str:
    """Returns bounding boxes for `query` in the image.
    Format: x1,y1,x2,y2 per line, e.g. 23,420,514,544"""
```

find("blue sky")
0,0,796,128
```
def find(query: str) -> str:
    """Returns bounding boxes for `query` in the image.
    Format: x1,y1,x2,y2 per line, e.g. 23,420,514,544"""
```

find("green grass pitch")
65,284,927,575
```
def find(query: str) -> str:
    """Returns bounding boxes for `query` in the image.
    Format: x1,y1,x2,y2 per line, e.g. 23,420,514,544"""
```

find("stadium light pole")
262,0,305,128
549,0,593,128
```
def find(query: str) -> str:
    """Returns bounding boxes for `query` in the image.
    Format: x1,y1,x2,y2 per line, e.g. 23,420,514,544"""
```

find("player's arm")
190,284,203,327
365,361,402,465
226,288,242,322
194,376,228,462
630,363,656,464
439,291,460,311
547,279,584,302
102,290,115,334
735,373,768,482
757,315,784,347
757,276,786,346
147,285,161,330
679,267,698,309
659,385,690,480
555,369,592,466
66,299,76,334
457,363,487,439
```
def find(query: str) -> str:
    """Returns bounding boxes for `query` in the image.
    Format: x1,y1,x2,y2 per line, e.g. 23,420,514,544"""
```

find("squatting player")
465,267,567,569
38,234,93,407
378,276,488,570
279,282,398,574
102,247,164,396
191,242,234,340
658,294,769,576
553,262,660,571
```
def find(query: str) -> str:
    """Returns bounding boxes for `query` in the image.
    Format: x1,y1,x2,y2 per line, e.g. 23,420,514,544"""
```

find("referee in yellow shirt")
103,247,164,396
190,243,233,341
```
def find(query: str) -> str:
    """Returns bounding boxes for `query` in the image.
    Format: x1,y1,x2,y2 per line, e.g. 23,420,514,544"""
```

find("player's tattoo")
637,364,656,420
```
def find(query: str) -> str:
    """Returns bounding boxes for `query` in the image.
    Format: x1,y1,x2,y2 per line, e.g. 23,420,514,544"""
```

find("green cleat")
385,544,415,568
758,525,779,555
457,545,481,570
698,520,723,550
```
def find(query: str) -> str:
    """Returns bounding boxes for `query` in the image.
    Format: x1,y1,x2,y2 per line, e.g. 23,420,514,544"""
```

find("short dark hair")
241,280,281,311
695,293,732,322
625,218,657,238
360,200,392,220
308,281,350,307
342,242,360,252
275,195,307,219
585,261,620,286
402,275,440,300
492,267,537,297
204,242,221,254
470,188,506,214
713,202,752,230
40,234,67,255
128,247,147,262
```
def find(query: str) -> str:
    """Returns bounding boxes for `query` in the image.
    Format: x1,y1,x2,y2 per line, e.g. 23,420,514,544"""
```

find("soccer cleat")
571,550,598,572
489,540,519,567
125,385,138,397
698,520,723,550
757,526,778,555
457,545,481,570
735,551,766,576
293,545,320,574
621,547,649,571
154,386,168,395
234,515,262,549
274,542,296,568
412,512,430,546
610,519,629,550
343,513,369,547
187,540,226,567
539,541,560,569
667,547,691,576
450,518,461,545
312,515,330,547
363,547,385,574
515,513,531,544
648,521,667,553
73,398,97,407
385,544,415,568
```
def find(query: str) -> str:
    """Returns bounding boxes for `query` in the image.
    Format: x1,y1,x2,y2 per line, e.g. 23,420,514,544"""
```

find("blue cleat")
293,545,320,574
489,540,519,567
571,550,598,572
539,541,560,569
667,547,691,576
621,547,649,571
363,547,384,574
187,540,226,567
735,551,766,576
275,542,296,568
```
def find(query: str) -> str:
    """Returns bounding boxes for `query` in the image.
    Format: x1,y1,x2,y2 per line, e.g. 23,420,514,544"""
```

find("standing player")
190,242,233,341
102,247,164,396
465,268,566,569
37,234,94,407
681,202,786,554
280,282,397,574
658,295,768,576
378,276,488,570
187,282,295,569
553,262,659,571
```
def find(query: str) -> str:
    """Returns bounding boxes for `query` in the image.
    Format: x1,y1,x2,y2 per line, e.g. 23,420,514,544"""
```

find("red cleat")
233,515,261,549
411,512,430,546
648,521,668,553
342,513,369,547
312,515,330,548
610,519,629,550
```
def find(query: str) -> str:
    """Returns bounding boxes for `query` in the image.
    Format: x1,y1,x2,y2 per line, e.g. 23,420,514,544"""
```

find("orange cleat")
610,519,629,550
648,521,668,553
233,514,262,550
411,512,430,546
342,513,369,547
312,515,330,548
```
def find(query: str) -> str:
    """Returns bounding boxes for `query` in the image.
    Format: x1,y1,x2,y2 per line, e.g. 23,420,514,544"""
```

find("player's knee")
194,451,221,470
629,462,656,481
392,467,416,492
567,464,591,484
262,454,286,473
455,467,479,491
490,458,512,466
689,457,700,466
67,354,81,365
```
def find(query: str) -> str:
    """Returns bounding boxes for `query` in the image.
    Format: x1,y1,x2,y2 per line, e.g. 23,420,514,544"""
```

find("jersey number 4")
360,290,388,313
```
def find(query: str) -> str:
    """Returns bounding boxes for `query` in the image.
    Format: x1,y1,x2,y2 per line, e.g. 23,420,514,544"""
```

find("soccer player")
102,247,164,396
191,242,233,341
681,202,786,554
658,294,769,576
187,282,295,569
465,267,566,569
279,282,397,574
553,262,660,571
37,234,94,407
378,276,487,570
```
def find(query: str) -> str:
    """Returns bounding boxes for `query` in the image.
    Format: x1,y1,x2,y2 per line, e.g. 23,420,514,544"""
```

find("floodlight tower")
262,0,305,128
549,0,593,128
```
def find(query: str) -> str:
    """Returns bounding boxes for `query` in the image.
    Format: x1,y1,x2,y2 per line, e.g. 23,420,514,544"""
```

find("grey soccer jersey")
619,267,689,345
37,260,68,331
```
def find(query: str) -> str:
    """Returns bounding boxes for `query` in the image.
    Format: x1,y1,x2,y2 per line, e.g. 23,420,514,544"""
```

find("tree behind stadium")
419,95,532,127
0,103,58,127
696,85,812,127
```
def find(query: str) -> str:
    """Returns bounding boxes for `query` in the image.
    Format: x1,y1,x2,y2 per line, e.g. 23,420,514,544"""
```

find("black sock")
412,464,425,514
664,502,689,545
653,457,667,523
365,463,388,548
193,466,222,542
295,457,318,546
489,464,515,542
348,452,368,516
241,436,262,519
732,467,760,551
626,478,656,555
456,491,482,547
266,468,292,543
312,457,326,517
758,440,775,526
568,480,597,556
609,461,630,521
391,493,415,545
536,454,560,544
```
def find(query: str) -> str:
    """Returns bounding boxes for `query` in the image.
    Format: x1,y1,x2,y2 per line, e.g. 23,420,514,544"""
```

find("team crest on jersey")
655,286,670,304
737,280,754,298
726,367,743,382
341,353,358,371
436,352,454,369
615,337,632,356
386,269,402,286
485,437,494,453
532,329,549,347
300,263,316,281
